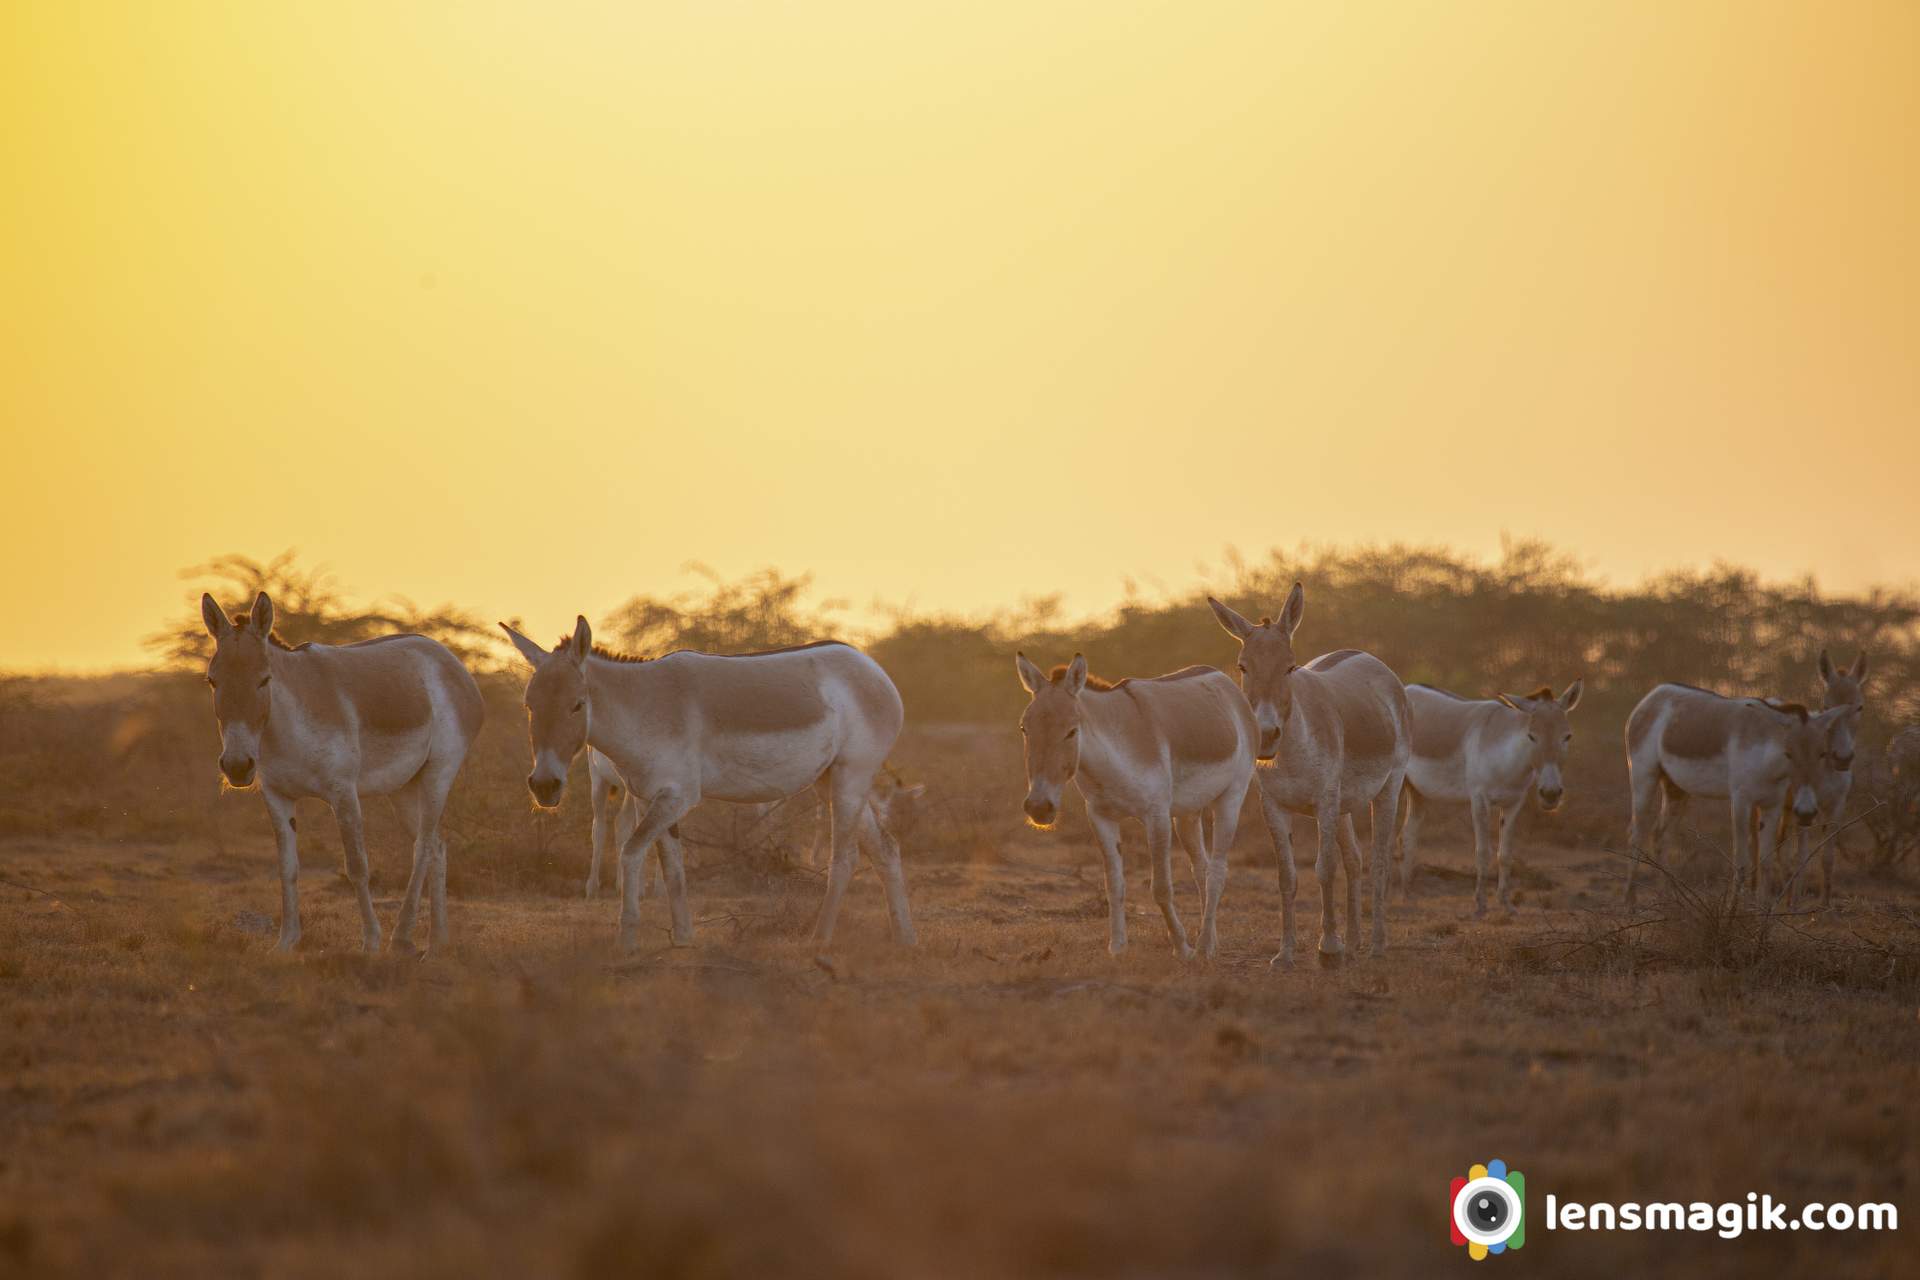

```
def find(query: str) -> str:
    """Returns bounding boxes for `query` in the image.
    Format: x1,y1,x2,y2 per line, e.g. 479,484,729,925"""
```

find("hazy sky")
4,2,1916,671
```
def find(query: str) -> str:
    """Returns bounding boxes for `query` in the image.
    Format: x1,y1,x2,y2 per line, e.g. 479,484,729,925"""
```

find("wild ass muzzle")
1208,584,1410,966
586,748,923,900
1396,680,1582,915
1013,652,1256,958
503,618,914,948
1624,683,1850,908
200,591,485,954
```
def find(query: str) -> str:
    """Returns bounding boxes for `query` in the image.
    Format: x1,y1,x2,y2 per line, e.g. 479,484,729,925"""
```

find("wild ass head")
1206,582,1305,762
1494,680,1583,811
502,616,595,809
1013,652,1090,828
201,591,278,788
1816,649,1869,772
1762,702,1853,826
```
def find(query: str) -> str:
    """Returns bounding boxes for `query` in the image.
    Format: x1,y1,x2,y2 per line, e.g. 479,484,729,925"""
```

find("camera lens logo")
1450,1160,1525,1259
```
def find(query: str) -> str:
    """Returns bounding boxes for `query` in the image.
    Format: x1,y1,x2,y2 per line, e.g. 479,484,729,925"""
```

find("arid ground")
3,720,1916,1278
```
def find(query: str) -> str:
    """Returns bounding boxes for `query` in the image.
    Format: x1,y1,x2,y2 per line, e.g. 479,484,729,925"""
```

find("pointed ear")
1278,581,1305,637
1560,678,1583,712
1850,651,1869,682
1206,596,1256,641
1495,693,1524,711
1818,648,1836,683
1014,651,1048,696
250,592,274,634
569,615,593,666
500,623,549,668
903,783,926,800
201,593,230,639
1064,653,1089,697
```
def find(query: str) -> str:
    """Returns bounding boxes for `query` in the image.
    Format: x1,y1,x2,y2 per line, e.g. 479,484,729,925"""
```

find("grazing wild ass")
1624,683,1850,907
504,618,914,948
586,747,923,899
1395,680,1583,915
1208,585,1411,965
1769,650,1869,905
1013,652,1255,958
200,592,484,954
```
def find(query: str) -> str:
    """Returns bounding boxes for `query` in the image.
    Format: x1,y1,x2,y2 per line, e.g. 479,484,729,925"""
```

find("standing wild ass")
1624,683,1850,907
1208,585,1410,965
1770,650,1869,905
586,747,923,899
1013,652,1255,958
1395,681,1582,915
200,592,484,953
504,618,914,948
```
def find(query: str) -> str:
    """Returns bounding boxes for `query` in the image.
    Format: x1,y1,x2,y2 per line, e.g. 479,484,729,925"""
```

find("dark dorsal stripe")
1049,663,1217,693
1307,649,1365,671
578,637,855,664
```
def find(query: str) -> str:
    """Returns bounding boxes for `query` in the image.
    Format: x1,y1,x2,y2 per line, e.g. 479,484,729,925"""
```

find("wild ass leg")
1493,801,1521,914
813,767,879,945
1337,816,1363,948
619,790,693,950
1395,784,1422,899
1198,790,1243,961
588,780,619,900
1146,810,1194,960
1369,772,1403,954
1729,794,1759,907
263,788,303,953
1468,794,1495,918
1259,785,1298,968
1174,815,1207,910
1087,809,1129,955
1625,767,1659,909
1819,821,1837,906
391,792,434,952
1313,795,1345,961
330,790,382,953
857,802,918,946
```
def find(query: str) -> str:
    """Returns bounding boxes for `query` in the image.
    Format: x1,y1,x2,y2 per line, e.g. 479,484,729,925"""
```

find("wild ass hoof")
1370,929,1389,956
1107,935,1128,957
584,879,599,901
272,932,301,955
1316,936,1345,967
1269,948,1295,971
360,928,383,955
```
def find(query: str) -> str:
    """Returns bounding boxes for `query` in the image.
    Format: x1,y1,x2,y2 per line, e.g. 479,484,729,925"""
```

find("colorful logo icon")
1451,1160,1525,1259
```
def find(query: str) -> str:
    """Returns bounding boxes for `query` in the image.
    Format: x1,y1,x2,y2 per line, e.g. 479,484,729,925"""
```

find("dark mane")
1763,699,1811,721
230,613,301,652
1049,663,1217,692
572,637,854,664
1410,683,1469,701
560,636,653,663
1050,663,1121,691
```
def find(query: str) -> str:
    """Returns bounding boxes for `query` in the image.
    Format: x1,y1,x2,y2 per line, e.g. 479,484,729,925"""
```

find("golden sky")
4,2,1916,671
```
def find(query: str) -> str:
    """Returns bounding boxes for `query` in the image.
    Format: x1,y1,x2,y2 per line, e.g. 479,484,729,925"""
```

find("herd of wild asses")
197,584,1870,963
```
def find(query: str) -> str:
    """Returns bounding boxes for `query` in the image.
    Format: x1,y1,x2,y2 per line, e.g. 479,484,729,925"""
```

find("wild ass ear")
1850,652,1869,683
1560,679,1584,711
1206,596,1257,641
1063,653,1089,697
1818,648,1836,683
1014,651,1049,695
569,616,593,666
1278,581,1305,638
902,783,927,801
499,623,550,668
201,593,230,639
249,592,275,635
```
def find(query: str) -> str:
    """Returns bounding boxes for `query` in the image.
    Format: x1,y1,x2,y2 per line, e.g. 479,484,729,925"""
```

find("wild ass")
1208,585,1410,965
1013,653,1255,958
1769,650,1869,905
586,747,923,899
1624,683,1850,907
504,618,914,948
1395,681,1583,915
199,592,485,953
